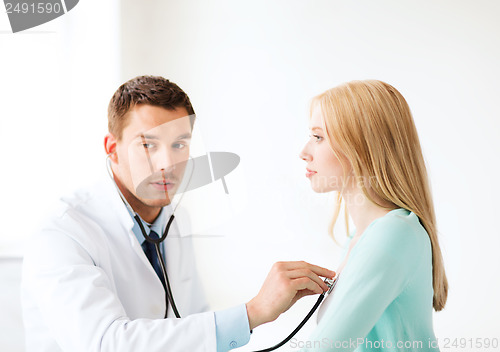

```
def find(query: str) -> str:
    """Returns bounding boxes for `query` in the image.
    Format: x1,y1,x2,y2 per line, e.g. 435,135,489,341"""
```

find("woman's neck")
343,185,397,239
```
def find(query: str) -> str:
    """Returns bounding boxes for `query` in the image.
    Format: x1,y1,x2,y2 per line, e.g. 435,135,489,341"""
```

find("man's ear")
104,133,119,163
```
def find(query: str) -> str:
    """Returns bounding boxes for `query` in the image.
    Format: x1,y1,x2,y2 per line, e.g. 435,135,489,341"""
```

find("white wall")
1,0,499,351
120,1,500,350
0,0,121,254
0,0,120,350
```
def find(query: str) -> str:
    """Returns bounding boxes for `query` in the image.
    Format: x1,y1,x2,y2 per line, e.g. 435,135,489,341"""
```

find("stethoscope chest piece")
324,275,339,295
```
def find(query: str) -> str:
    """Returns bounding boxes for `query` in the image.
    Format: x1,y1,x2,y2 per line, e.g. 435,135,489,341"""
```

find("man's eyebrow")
136,132,192,140
138,133,160,140
176,133,192,140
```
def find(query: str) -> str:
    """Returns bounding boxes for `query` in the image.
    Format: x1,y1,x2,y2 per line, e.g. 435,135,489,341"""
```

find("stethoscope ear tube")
135,214,175,244
153,240,181,318
135,214,181,318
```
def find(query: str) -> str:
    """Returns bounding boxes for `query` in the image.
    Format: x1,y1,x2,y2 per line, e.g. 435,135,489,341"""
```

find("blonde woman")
298,80,447,352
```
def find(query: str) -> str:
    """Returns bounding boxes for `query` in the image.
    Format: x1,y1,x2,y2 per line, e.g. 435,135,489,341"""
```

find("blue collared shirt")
129,207,251,352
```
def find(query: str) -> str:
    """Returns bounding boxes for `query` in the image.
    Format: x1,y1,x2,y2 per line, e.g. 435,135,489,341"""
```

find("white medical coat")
21,176,216,352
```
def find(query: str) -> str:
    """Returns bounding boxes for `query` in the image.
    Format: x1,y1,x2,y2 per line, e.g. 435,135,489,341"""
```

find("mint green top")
299,208,439,352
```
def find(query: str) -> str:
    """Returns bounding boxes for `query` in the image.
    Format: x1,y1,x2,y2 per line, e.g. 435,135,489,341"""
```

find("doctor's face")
299,106,350,193
112,104,192,208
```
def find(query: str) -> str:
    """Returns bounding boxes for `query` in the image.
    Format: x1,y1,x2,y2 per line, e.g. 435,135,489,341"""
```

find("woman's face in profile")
299,106,347,193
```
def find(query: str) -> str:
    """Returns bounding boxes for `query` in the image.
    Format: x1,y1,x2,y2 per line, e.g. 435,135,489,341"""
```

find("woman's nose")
299,145,311,162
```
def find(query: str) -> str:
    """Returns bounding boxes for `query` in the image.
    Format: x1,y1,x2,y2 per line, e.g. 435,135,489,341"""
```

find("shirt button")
229,341,238,348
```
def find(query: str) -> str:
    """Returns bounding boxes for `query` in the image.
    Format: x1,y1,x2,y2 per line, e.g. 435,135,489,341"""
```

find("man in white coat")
21,75,336,352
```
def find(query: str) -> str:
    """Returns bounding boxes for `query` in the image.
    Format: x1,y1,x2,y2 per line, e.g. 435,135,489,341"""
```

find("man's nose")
154,148,177,173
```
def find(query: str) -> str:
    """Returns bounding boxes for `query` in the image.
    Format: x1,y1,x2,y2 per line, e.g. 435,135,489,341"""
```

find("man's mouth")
151,180,175,191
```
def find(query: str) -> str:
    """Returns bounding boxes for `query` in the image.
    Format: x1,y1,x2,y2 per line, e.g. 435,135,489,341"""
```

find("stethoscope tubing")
251,274,339,352
252,294,326,352
134,213,181,318
154,240,181,318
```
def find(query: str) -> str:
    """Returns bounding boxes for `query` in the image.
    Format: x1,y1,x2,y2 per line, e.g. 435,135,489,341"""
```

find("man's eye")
173,143,186,149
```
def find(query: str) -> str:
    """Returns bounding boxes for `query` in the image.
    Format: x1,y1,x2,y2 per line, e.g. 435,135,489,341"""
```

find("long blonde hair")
311,80,448,311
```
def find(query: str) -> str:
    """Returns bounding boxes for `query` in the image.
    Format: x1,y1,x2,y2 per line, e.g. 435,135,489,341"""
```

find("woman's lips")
306,169,317,178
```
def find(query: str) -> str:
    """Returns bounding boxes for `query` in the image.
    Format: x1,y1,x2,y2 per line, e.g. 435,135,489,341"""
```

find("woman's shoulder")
361,208,430,256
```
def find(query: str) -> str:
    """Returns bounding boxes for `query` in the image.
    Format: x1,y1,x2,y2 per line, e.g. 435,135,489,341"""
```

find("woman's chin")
311,184,332,193
310,180,341,193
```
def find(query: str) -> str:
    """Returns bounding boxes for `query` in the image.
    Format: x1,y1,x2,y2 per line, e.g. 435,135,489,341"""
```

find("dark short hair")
107,75,195,140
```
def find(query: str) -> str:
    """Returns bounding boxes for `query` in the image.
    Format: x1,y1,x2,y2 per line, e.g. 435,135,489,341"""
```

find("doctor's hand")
245,261,336,330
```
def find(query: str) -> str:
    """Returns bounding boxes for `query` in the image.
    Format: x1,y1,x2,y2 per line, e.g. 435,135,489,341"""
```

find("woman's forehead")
309,107,325,130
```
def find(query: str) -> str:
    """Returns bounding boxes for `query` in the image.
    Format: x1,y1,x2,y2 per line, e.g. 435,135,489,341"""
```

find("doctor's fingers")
288,277,324,295
274,261,335,279
294,289,319,301
286,269,329,292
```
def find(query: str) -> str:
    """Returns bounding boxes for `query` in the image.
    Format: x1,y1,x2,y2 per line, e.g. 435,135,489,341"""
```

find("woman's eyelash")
312,134,323,141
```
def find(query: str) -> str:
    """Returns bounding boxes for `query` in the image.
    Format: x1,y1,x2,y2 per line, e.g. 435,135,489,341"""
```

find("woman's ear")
104,133,118,163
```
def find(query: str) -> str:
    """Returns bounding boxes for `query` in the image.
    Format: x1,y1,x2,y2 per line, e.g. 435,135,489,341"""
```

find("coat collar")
99,172,136,233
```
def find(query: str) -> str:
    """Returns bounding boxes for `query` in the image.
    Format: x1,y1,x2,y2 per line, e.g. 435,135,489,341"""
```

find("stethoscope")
106,154,195,319
106,153,341,350
252,274,340,352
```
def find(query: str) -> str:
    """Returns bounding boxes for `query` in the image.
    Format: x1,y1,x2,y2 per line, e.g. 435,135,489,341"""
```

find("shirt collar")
127,205,172,245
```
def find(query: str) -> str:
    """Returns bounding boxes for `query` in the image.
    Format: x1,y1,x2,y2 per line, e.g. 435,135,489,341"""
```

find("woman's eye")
311,134,323,142
142,143,155,149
